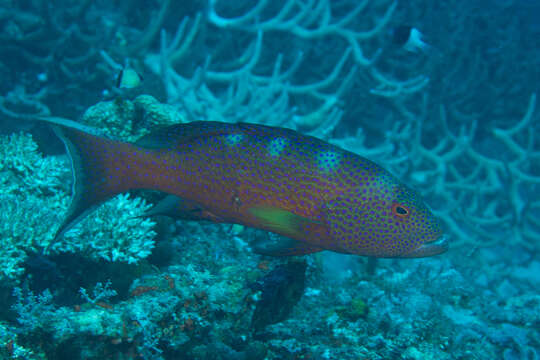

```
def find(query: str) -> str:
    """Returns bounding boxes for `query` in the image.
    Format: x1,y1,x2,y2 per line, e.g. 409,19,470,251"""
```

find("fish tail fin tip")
51,124,134,243
37,116,103,135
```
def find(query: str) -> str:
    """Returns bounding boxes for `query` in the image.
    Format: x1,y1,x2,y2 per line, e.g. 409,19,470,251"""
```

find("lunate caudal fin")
51,125,140,244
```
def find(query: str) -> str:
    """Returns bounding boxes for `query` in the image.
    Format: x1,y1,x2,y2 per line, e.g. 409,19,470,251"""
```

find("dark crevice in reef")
21,252,152,306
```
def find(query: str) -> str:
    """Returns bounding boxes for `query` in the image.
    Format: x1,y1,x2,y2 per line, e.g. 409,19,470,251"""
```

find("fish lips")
401,234,449,258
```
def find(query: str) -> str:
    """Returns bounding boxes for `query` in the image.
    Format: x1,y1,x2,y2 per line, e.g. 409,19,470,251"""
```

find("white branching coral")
0,132,66,194
59,194,157,264
0,133,157,282
0,133,68,281
141,0,414,140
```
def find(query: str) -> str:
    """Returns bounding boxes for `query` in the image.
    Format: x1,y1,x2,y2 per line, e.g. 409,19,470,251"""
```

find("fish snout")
401,233,449,258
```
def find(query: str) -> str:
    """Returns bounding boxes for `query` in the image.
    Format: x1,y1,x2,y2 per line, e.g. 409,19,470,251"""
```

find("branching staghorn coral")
0,86,50,123
0,1,121,117
1,0,429,137
390,1,540,130
207,0,396,66
3,0,537,261
0,0,178,118
145,0,425,139
206,0,430,127
406,94,539,252
150,23,358,137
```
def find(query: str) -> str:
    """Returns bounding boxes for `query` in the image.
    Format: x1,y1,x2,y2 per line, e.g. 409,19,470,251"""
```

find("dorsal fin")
247,206,323,240
135,121,239,149
134,121,307,150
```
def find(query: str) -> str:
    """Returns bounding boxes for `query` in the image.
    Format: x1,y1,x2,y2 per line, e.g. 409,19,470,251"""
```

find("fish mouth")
401,234,449,258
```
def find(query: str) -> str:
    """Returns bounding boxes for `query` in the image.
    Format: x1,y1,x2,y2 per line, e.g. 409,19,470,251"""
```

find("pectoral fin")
247,206,321,239
247,206,324,256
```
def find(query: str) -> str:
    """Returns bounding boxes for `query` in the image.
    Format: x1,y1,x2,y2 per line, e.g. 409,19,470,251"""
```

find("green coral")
350,297,368,318
81,97,138,140
334,297,369,322
81,95,185,141
134,94,185,126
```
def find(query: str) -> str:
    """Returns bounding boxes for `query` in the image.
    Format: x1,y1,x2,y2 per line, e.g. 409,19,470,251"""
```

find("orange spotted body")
52,121,447,258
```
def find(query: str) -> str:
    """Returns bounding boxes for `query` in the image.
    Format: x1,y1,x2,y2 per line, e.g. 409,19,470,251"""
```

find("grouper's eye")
392,203,410,218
